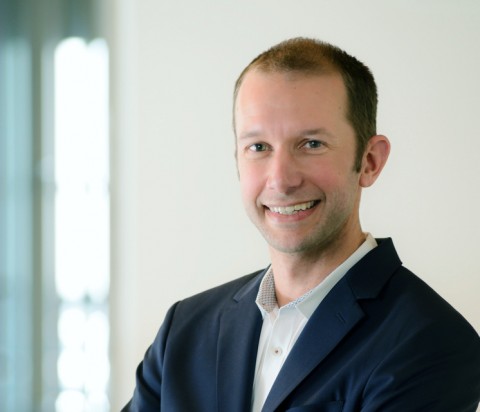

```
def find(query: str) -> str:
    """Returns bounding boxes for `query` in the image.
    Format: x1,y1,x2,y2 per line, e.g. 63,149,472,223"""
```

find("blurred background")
1,0,479,411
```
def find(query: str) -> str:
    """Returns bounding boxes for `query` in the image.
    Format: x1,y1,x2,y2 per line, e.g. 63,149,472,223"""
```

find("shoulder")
350,242,480,408
386,265,477,337
351,238,476,332
184,267,265,303
364,267,480,409
347,237,479,346
167,267,266,321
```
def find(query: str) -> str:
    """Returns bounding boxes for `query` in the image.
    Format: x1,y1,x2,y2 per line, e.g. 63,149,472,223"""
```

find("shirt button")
273,347,282,356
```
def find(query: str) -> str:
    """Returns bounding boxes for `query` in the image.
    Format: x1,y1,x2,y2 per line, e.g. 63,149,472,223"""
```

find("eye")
303,140,324,149
248,143,268,152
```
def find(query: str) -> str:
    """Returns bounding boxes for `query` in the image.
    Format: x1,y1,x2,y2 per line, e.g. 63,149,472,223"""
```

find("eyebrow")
238,127,333,140
300,128,332,138
237,130,262,140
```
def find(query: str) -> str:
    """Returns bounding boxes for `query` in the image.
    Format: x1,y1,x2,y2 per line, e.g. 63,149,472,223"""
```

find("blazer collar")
347,238,402,299
262,238,402,411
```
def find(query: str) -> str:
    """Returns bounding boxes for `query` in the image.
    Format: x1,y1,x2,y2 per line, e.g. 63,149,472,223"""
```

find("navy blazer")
123,239,480,411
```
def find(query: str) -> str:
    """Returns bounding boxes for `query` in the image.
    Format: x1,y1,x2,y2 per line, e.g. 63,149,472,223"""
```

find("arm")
122,302,179,412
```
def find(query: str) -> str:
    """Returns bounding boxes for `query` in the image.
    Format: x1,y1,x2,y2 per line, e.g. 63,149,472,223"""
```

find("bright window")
54,37,110,412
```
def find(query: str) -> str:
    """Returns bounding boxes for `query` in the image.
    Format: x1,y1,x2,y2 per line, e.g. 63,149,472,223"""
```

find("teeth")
270,201,316,215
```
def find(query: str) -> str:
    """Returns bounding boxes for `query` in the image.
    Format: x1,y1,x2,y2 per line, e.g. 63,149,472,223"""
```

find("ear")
359,135,390,188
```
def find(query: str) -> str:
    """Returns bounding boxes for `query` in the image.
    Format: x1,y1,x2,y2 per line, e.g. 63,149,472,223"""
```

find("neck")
269,230,366,307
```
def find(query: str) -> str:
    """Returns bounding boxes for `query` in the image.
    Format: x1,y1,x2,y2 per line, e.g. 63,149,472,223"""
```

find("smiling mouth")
268,200,319,215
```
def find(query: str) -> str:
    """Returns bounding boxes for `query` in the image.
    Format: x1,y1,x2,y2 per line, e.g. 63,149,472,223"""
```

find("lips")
268,200,318,215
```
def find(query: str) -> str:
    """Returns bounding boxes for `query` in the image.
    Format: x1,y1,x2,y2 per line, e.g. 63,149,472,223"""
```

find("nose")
266,149,303,194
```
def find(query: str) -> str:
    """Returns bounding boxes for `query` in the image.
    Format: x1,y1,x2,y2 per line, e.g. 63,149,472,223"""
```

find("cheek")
309,165,342,191
310,164,359,199
327,173,362,206
238,164,261,202
316,153,357,183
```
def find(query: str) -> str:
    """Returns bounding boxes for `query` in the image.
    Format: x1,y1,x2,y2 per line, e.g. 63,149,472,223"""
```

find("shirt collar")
255,233,377,319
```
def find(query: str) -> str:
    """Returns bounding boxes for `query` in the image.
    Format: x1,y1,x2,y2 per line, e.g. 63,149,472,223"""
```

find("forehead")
236,69,346,105
234,70,349,131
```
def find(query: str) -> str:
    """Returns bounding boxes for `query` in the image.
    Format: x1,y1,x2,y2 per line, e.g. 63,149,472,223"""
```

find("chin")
266,237,312,254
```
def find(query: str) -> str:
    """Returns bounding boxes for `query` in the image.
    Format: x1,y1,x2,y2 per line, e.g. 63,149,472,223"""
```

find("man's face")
235,70,363,256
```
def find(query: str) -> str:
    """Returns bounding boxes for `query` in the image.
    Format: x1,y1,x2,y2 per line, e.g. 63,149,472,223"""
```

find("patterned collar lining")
255,234,378,316
255,267,313,313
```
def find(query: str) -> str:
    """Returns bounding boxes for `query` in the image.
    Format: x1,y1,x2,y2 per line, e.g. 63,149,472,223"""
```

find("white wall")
109,1,480,409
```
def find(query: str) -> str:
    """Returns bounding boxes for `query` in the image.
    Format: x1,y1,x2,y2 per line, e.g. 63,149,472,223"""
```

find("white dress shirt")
251,234,377,412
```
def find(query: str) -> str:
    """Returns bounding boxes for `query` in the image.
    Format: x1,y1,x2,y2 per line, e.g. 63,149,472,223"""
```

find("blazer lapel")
262,280,364,412
216,272,264,412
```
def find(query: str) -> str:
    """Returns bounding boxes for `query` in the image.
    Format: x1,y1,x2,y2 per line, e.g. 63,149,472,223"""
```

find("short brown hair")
233,38,378,172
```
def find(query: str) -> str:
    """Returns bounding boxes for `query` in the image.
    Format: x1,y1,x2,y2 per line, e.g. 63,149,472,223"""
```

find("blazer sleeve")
361,318,480,412
121,302,179,412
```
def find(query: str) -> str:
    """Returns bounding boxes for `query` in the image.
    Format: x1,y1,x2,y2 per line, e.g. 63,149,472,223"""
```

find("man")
123,38,480,411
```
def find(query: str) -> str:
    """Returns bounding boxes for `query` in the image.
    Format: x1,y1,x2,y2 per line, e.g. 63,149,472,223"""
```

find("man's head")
233,38,378,172
233,38,390,258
